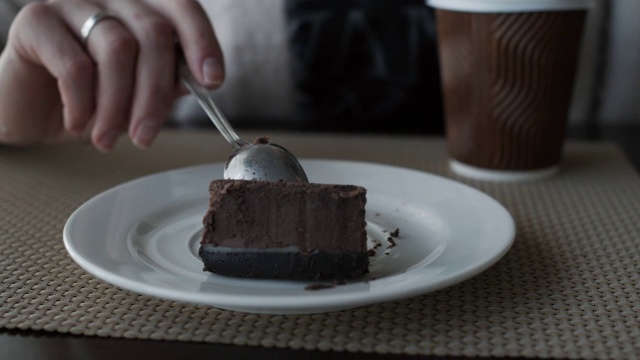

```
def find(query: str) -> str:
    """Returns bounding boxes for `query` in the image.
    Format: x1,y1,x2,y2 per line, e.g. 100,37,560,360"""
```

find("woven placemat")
1,130,639,359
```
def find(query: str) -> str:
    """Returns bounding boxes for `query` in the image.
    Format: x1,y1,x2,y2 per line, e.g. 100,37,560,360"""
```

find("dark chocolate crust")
199,247,368,280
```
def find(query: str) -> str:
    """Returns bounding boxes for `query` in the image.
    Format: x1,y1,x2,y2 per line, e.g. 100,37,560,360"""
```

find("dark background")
283,0,443,134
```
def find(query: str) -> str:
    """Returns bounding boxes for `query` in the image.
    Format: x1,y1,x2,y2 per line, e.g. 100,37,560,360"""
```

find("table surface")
1,125,639,360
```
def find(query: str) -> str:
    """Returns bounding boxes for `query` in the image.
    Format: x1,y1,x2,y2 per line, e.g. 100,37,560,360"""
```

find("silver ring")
80,11,117,45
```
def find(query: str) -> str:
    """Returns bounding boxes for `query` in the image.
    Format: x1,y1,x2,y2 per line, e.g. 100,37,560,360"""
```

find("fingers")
94,0,225,149
82,15,138,151
88,26,137,151
49,0,138,151
93,1,176,149
6,0,224,151
8,3,96,140
143,0,225,88
97,0,225,148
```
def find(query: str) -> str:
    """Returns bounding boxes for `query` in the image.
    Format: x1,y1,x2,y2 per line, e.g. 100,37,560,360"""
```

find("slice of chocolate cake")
199,179,368,280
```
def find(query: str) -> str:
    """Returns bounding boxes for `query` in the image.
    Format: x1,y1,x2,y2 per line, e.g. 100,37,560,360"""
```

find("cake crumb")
254,136,270,144
390,228,400,237
387,237,397,249
305,280,347,291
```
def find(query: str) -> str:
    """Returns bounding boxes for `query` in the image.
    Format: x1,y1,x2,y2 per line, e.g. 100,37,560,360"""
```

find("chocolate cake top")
202,179,367,253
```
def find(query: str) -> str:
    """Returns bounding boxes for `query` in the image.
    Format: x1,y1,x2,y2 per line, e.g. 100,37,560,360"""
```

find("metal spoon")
177,53,308,183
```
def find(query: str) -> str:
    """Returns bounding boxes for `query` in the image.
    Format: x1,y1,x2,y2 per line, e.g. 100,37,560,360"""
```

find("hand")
0,0,224,151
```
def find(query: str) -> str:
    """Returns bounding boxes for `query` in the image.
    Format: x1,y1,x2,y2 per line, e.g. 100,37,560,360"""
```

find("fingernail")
202,57,223,86
134,119,160,149
98,131,119,152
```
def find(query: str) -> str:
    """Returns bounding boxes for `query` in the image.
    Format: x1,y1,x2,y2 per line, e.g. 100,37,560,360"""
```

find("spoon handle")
177,52,247,150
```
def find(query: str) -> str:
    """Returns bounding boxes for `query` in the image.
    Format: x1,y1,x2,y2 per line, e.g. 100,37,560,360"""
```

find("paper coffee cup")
428,0,591,181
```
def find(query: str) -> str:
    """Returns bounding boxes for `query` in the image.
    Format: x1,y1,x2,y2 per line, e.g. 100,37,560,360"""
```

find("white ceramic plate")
64,160,515,314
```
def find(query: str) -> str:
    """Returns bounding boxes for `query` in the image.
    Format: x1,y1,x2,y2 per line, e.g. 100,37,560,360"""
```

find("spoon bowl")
177,51,308,183
224,139,308,182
